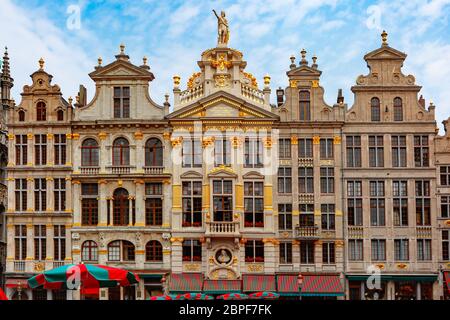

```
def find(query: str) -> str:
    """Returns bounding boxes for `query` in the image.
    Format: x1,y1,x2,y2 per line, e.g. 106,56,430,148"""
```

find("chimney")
276,87,284,107
337,89,344,104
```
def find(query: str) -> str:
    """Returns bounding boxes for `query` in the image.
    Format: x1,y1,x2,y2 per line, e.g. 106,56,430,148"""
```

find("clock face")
215,248,232,265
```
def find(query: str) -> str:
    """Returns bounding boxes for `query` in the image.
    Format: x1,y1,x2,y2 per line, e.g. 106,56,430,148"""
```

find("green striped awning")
277,275,300,294
243,275,276,292
169,273,203,293
203,280,241,294
301,275,344,296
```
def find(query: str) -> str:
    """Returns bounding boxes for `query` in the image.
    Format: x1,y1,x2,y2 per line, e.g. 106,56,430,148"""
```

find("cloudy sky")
1,0,450,130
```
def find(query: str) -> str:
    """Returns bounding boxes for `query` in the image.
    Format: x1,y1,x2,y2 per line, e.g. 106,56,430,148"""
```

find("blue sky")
1,0,450,129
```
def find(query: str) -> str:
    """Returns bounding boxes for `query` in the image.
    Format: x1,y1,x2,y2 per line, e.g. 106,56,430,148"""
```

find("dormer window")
18,110,25,122
57,109,64,121
394,97,403,121
299,90,311,121
36,102,46,121
113,86,130,118
371,97,380,121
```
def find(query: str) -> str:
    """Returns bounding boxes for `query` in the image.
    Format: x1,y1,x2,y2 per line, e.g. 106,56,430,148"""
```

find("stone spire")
1,46,14,104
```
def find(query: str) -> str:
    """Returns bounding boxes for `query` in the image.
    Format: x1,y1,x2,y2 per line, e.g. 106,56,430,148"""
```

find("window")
393,181,408,226
392,136,407,167
36,101,46,121
417,239,432,261
414,135,429,167
182,181,202,227
145,240,163,262
278,204,292,231
122,241,136,261
443,230,449,261
145,138,163,167
441,196,450,218
54,178,66,212
145,183,162,226
54,225,66,261
322,242,335,264
393,97,403,121
370,181,385,226
371,97,380,121
300,241,315,264
15,135,27,165
81,184,98,226
182,139,202,168
299,167,314,194
214,137,231,166
298,138,313,158
54,134,66,165
113,86,130,118
415,180,431,226
320,167,334,193
299,90,311,121
108,240,135,261
279,242,292,264
15,179,27,212
394,239,409,261
112,138,130,166
440,166,450,186
278,138,291,159
182,239,202,262
18,110,25,121
371,239,386,261
349,239,363,261
35,134,47,165
244,138,263,168
34,178,47,212
321,204,335,230
15,225,27,260
213,180,233,222
277,167,292,194
347,181,363,226
245,240,264,263
81,139,99,166
81,241,98,262
320,138,333,159
57,109,64,121
34,225,46,261
244,181,264,228
369,136,384,167
299,204,315,226
346,136,361,167
113,188,130,226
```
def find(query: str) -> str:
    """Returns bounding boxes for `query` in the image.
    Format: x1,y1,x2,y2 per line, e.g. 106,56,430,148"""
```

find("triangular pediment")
364,46,407,61
242,171,264,180
167,91,279,120
207,165,238,178
287,65,322,77
89,59,155,81
180,171,203,179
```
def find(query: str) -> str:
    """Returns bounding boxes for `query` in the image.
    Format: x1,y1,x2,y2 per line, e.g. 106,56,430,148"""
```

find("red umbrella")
217,293,248,300
182,293,214,300
0,288,8,300
248,291,279,299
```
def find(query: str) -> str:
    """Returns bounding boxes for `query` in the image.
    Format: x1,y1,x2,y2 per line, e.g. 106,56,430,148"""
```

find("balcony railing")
53,261,65,268
143,166,165,175
80,167,100,175
14,261,25,272
295,225,319,239
206,221,239,236
108,166,135,174
348,226,364,238
416,226,432,238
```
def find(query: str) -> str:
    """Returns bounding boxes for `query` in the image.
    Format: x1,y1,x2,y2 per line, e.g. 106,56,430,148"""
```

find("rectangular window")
244,181,264,228
81,183,98,226
54,178,66,212
54,225,66,261
370,181,385,226
182,139,202,168
298,138,313,158
214,137,231,166
349,239,363,261
371,239,386,261
277,167,292,194
300,241,315,264
15,135,27,165
414,135,429,167
15,225,27,260
278,204,292,231
298,167,314,194
278,138,291,159
34,178,47,212
145,183,163,226
34,225,46,261
279,242,292,264
394,239,409,261
35,134,47,165
54,134,67,165
182,239,202,262
245,240,264,263
440,166,450,186
369,136,384,167
244,138,263,168
393,181,408,226
417,239,432,261
213,180,233,222
321,204,335,231
299,204,315,226
443,230,449,261
320,167,334,194
182,181,202,227
392,135,407,167
322,242,335,264
346,136,361,167
415,180,431,226
441,196,450,218
113,86,130,118
15,179,27,212
320,138,333,159
347,181,363,226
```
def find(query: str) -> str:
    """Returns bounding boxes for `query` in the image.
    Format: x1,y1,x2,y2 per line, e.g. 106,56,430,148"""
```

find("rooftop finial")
98,57,102,66
300,49,308,66
143,56,148,65
381,30,388,46
38,57,45,70
312,54,318,69
120,43,125,54
213,9,230,46
289,55,296,69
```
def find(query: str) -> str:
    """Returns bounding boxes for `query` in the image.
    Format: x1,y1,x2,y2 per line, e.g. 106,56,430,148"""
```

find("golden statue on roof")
213,9,230,46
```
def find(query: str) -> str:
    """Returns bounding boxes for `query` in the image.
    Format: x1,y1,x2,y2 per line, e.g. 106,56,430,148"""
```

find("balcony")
14,261,25,272
108,166,135,174
143,166,165,175
416,226,432,238
205,221,240,237
348,226,364,238
295,225,319,240
80,166,100,175
53,261,65,268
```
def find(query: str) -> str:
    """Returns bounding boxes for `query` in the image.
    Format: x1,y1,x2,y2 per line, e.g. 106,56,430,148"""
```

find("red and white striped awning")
301,275,344,296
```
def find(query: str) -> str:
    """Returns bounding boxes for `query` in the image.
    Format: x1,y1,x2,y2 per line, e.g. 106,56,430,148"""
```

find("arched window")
57,110,64,121
299,90,311,121
112,138,130,166
81,240,98,262
145,138,163,167
108,240,135,261
36,102,46,121
113,188,129,226
81,139,99,166
371,97,380,121
18,110,25,122
394,97,403,121
145,240,163,262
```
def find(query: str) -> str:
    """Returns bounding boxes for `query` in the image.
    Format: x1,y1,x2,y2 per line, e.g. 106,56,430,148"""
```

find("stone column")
7,133,15,166
263,240,276,274
65,224,72,265
27,133,34,167
6,224,14,271
135,180,145,227
134,132,144,172
26,177,34,212
72,180,81,226
65,176,73,214
109,199,114,226
46,177,54,213
170,137,183,231
98,132,108,173
25,224,34,273
65,133,72,167
98,180,108,226
170,238,183,273
47,133,54,166
263,137,274,232
128,196,134,226
162,180,171,228
6,177,15,213
45,223,54,269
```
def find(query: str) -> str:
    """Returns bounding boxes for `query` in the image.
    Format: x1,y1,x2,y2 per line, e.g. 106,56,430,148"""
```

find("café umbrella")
28,264,140,290
216,293,248,300
0,288,8,300
248,291,280,300
182,293,214,300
